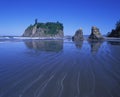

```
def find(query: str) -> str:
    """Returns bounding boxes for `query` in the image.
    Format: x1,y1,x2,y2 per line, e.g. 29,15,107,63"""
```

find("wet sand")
0,40,120,97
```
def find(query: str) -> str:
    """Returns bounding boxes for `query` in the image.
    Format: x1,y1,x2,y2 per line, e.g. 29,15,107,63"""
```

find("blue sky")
0,0,120,36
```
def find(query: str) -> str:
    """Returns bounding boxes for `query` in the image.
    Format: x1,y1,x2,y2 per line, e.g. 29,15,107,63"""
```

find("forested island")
22,19,64,38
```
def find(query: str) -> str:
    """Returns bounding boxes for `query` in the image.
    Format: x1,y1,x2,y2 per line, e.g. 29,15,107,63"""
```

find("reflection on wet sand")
88,41,103,54
73,41,83,49
0,40,120,97
107,41,120,57
24,40,63,52
107,41,120,45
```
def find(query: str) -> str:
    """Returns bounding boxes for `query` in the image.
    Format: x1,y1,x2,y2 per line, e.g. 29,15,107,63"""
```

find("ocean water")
0,39,120,97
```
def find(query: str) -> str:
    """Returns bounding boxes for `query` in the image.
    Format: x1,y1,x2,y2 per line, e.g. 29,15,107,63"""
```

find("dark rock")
89,26,104,40
72,28,84,41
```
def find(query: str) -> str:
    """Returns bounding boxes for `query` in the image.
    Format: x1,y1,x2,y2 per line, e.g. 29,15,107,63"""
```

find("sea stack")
22,19,64,38
88,26,104,40
72,28,84,41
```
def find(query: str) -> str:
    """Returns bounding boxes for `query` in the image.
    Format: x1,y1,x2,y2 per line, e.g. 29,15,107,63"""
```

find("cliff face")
22,22,64,37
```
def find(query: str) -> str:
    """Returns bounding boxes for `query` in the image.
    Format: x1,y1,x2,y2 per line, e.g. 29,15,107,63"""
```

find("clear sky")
0,0,120,36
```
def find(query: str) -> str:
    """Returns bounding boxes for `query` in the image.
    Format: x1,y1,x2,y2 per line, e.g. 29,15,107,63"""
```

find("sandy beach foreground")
0,39,120,97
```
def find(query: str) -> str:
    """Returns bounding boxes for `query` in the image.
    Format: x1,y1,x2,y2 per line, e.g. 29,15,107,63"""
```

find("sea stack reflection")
24,40,63,52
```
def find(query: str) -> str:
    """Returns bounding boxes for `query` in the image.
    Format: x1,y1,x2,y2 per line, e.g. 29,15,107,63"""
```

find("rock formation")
72,28,84,41
88,26,104,40
22,20,64,38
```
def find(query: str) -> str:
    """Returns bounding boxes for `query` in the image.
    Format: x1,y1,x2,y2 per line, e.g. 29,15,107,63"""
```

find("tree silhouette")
116,20,120,30
35,19,38,25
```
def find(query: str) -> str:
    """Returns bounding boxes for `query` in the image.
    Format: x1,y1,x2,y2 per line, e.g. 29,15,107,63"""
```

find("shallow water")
0,39,120,97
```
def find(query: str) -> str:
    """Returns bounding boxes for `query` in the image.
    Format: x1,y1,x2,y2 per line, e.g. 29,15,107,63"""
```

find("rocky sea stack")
72,28,84,41
89,26,104,40
22,19,64,38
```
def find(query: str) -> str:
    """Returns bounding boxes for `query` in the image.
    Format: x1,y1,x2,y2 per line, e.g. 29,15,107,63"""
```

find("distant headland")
107,20,120,38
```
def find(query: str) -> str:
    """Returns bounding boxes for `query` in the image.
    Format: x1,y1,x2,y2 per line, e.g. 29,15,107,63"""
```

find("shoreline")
0,36,64,40
104,37,120,41
0,36,120,41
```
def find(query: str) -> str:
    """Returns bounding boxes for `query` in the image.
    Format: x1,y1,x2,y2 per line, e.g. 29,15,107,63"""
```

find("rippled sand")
0,40,120,97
